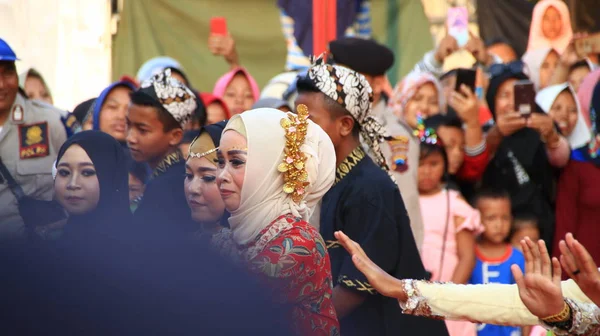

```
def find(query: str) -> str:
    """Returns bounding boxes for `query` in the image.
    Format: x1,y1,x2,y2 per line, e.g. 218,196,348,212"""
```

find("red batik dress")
238,214,340,336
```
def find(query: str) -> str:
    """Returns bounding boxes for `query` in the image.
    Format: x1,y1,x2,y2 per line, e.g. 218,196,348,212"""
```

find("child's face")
437,125,465,175
568,66,590,92
510,223,540,251
126,104,181,165
478,198,512,244
418,151,445,194
404,83,440,129
128,174,145,203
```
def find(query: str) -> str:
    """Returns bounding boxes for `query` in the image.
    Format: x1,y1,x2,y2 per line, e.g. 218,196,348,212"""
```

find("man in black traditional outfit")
295,57,449,336
126,69,195,234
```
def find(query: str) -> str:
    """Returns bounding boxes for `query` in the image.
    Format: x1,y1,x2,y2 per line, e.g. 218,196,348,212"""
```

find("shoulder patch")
18,122,50,159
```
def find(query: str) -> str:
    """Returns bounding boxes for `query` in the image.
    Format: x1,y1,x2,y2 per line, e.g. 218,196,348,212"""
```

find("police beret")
329,37,394,76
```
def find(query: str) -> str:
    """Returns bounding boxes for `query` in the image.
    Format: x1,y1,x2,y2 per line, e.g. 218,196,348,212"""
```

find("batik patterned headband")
307,55,394,180
140,68,197,129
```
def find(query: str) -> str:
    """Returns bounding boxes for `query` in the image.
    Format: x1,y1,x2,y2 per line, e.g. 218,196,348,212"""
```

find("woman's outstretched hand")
334,231,406,300
559,233,600,306
511,237,565,319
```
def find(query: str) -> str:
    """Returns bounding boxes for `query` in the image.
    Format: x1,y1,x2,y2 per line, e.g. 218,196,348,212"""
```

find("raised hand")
334,231,405,300
559,233,600,306
208,33,239,67
527,113,556,140
496,112,526,137
434,34,459,63
464,32,491,65
511,237,565,319
449,84,479,125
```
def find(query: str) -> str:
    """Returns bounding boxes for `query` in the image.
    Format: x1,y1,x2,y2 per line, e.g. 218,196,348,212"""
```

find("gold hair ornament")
188,147,218,159
278,104,310,203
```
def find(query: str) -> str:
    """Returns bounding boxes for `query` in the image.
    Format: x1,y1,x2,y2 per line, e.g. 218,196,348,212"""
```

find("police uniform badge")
18,122,50,159
12,104,24,123
386,135,409,173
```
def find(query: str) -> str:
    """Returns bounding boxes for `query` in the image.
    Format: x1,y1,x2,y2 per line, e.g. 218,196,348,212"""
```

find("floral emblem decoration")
278,104,310,203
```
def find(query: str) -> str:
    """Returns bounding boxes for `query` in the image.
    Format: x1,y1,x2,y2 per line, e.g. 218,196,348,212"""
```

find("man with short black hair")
127,69,196,234
296,58,448,336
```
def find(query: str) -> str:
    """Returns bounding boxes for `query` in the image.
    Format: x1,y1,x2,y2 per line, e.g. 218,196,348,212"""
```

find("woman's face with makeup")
54,145,100,215
185,156,226,223
216,130,246,211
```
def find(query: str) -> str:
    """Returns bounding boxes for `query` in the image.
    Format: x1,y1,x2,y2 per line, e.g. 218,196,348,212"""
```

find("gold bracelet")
542,301,571,323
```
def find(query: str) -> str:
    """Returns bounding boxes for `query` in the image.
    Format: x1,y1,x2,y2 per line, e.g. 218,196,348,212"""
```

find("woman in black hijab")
481,61,569,250
54,130,131,241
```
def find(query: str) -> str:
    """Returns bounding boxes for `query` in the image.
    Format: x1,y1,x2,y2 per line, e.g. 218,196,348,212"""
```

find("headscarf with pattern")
138,68,197,129
304,55,393,178
388,71,445,122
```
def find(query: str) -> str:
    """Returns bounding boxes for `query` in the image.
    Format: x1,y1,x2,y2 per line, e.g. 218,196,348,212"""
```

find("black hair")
0,61,16,72
181,130,201,145
473,188,511,207
129,160,150,185
296,75,360,137
569,60,591,73
425,114,463,131
419,142,449,181
165,67,191,87
484,37,513,48
510,212,539,241
192,92,207,128
129,91,180,132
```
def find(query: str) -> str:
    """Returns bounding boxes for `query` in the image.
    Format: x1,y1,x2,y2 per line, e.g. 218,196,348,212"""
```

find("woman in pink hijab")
527,0,573,54
577,68,600,127
212,67,260,116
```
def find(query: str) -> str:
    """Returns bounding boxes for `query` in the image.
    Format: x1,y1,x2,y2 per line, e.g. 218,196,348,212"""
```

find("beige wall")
0,0,112,111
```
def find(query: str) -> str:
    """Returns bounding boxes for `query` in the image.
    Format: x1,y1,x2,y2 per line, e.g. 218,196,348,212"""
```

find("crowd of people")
1,0,600,335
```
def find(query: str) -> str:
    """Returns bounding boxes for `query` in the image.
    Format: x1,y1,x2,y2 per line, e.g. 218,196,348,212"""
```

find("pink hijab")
527,0,573,54
212,67,260,101
389,71,445,120
577,68,600,127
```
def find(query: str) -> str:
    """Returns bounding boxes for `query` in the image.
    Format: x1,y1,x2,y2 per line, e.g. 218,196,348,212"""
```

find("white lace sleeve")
397,280,594,326
544,298,600,336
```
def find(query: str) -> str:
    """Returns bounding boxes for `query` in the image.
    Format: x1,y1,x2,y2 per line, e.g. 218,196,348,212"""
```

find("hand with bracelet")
511,237,570,326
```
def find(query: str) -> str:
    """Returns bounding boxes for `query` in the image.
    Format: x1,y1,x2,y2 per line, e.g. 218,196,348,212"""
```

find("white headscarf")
522,47,556,91
536,83,591,149
223,108,336,245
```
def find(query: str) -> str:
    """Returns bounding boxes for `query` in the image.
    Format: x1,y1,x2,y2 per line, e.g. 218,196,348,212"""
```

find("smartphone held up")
447,7,469,47
513,80,535,119
454,68,476,94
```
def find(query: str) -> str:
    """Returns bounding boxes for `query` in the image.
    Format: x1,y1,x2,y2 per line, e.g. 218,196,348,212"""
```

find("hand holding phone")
454,68,476,94
447,7,469,47
513,80,535,119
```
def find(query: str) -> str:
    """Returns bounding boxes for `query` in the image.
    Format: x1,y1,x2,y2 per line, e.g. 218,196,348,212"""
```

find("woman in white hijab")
216,106,340,335
535,83,591,149
523,47,560,91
